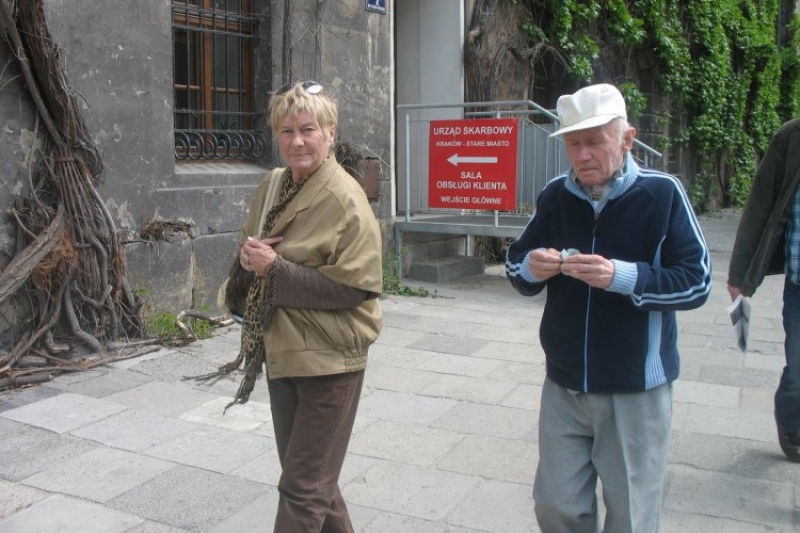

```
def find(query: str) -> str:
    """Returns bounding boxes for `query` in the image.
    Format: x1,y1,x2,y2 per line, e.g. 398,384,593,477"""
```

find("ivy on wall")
517,0,800,208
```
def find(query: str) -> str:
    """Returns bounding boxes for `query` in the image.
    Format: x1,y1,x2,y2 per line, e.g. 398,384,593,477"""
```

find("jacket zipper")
583,213,599,392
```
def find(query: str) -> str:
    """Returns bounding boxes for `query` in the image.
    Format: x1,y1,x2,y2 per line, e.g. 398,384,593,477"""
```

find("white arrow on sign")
447,154,498,166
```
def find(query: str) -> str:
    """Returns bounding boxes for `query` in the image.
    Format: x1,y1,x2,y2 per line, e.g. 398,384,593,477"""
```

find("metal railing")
174,129,267,161
394,100,663,258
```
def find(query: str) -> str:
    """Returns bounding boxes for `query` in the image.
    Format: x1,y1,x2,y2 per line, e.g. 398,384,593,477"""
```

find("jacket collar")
270,155,339,235
564,152,639,202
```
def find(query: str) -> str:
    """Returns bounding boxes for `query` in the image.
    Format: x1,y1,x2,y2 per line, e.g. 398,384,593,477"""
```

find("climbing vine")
512,0,799,208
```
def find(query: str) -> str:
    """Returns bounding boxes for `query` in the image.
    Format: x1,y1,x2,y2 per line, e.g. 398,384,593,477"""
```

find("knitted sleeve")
270,256,372,310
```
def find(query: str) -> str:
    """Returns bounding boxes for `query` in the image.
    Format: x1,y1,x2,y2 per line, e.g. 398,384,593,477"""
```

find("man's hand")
728,285,743,301
528,248,563,280
560,253,615,289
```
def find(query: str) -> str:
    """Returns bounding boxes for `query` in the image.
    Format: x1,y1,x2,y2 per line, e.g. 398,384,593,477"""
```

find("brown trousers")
268,370,364,533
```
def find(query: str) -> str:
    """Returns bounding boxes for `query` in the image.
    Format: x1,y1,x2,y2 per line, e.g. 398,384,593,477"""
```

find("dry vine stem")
0,0,145,389
176,310,235,341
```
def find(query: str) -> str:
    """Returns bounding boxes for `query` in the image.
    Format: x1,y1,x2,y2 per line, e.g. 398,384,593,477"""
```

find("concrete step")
407,255,484,283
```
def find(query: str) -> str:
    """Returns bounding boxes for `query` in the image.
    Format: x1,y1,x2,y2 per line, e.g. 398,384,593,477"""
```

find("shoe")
777,424,800,463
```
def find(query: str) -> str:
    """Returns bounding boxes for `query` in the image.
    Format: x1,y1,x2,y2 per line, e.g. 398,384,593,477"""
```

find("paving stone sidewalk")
0,209,796,533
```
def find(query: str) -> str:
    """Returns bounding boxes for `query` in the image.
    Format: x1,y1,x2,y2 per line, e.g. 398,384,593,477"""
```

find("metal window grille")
172,0,265,161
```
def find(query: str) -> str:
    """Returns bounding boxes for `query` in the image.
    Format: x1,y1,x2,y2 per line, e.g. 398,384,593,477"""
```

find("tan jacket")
239,157,383,378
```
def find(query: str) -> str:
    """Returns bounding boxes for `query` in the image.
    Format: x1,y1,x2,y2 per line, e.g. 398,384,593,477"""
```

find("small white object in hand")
560,248,580,261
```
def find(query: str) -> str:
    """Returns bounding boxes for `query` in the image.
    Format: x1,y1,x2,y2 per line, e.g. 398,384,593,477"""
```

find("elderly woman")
223,81,382,533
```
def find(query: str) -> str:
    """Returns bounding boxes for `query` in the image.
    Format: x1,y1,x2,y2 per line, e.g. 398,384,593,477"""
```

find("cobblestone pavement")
0,209,796,533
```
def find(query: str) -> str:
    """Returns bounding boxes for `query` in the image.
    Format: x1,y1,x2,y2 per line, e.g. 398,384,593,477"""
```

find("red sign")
428,118,518,210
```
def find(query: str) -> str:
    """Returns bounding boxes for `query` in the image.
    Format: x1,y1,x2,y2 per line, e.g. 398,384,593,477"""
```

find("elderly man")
506,83,712,533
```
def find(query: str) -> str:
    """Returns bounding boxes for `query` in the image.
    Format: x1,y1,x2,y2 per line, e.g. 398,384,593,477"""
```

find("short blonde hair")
268,82,338,133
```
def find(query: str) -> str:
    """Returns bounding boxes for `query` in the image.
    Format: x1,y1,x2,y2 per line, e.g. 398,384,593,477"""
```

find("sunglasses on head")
275,81,324,96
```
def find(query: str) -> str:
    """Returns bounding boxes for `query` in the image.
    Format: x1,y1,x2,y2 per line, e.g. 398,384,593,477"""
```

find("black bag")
220,257,256,318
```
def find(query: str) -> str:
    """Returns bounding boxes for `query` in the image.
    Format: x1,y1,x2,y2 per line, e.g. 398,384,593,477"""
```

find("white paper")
727,295,751,353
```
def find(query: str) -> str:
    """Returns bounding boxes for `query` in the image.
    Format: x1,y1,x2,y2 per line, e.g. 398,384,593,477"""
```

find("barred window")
172,0,265,161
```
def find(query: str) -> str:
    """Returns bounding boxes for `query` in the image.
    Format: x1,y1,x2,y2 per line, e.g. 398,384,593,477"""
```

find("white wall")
395,0,465,214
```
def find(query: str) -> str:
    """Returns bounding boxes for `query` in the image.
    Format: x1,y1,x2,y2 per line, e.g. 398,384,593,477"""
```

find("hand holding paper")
727,294,751,353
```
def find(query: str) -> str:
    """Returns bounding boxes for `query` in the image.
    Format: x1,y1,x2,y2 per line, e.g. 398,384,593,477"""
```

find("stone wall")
0,0,392,330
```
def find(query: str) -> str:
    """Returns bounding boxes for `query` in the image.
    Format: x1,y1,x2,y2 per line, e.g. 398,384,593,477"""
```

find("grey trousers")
268,370,365,533
533,377,672,533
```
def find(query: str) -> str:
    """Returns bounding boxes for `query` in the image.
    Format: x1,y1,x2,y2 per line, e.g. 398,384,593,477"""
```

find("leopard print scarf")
225,170,306,411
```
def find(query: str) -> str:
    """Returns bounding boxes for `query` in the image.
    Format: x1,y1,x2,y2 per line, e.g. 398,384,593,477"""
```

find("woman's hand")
240,236,284,276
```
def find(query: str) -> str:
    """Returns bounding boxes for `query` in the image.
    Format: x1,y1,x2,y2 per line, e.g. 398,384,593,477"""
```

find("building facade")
0,0,395,322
